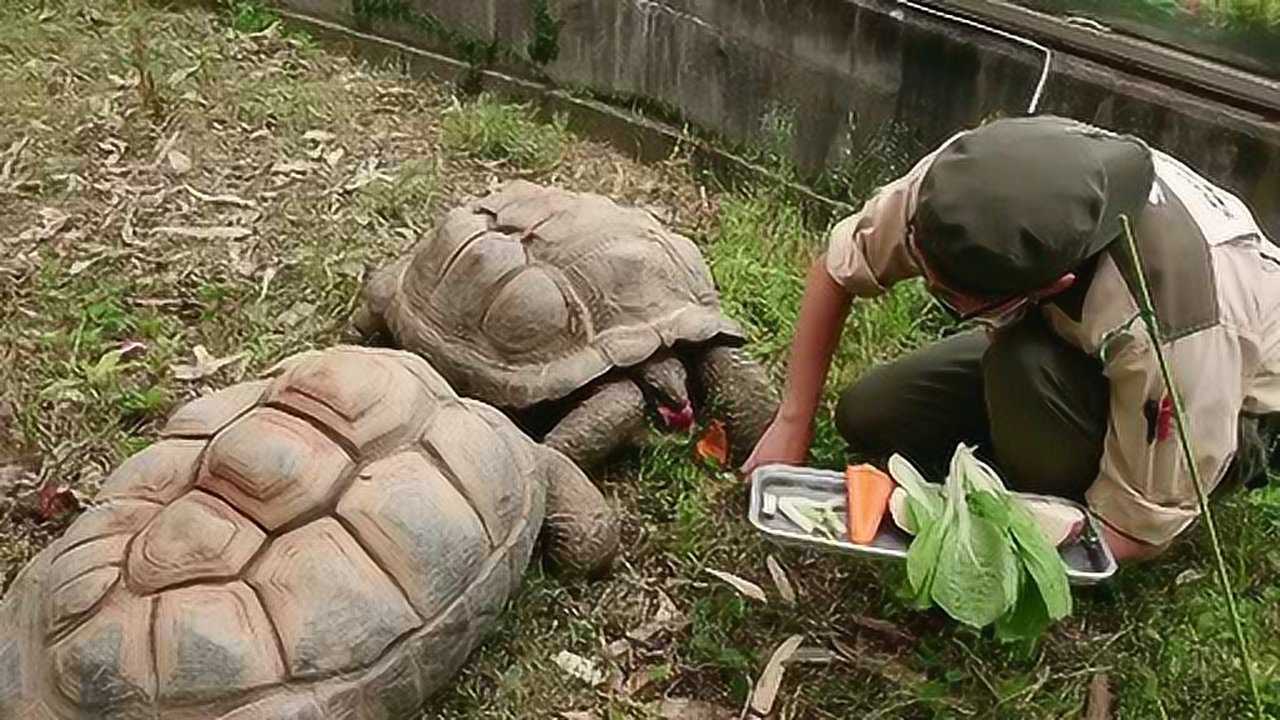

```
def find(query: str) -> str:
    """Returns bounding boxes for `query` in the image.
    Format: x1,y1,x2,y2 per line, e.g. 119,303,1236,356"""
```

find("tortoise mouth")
656,401,695,432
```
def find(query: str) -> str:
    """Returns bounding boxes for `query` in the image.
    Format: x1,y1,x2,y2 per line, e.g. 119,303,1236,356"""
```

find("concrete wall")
279,0,1280,239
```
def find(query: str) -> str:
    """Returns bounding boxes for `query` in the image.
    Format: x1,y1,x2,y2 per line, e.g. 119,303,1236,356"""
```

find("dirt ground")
2,2,1278,719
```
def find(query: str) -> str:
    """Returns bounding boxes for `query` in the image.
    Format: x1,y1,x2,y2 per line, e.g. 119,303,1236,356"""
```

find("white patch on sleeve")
1151,151,1263,244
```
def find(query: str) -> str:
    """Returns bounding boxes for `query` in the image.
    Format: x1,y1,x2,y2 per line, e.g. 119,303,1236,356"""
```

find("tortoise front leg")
538,447,620,577
539,378,645,576
696,346,780,464
345,256,408,345
542,378,648,470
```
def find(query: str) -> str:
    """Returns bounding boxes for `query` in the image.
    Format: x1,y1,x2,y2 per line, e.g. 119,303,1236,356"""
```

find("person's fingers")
739,446,762,479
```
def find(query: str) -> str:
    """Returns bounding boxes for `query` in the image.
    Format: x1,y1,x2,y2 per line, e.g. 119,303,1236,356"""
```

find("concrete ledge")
933,0,1280,114
282,10,861,218
269,0,1280,239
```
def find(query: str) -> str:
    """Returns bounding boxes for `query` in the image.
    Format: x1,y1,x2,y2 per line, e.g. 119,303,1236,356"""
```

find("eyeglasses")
905,224,1032,324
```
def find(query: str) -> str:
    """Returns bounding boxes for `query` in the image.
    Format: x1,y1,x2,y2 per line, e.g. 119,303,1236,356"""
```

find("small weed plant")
225,0,278,34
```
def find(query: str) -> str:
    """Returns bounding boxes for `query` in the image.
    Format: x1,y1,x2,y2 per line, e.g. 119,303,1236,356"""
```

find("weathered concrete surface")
278,0,1280,239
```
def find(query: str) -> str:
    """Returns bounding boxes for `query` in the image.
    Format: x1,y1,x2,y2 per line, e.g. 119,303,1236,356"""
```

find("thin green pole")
1119,216,1263,717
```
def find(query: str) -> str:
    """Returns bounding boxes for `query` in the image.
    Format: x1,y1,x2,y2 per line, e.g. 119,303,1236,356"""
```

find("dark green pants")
835,315,1277,500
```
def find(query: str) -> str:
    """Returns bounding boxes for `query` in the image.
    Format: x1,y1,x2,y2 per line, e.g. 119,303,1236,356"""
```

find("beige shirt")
826,133,1280,545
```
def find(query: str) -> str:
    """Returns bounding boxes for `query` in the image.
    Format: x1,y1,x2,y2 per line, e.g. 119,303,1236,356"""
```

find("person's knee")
983,321,1107,498
834,382,889,453
983,324,1059,394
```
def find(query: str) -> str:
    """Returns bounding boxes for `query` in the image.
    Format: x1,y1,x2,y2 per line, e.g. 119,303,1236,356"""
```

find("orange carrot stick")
846,464,895,544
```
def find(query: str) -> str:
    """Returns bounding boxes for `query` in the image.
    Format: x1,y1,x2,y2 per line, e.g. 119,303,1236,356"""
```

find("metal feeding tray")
748,464,1117,585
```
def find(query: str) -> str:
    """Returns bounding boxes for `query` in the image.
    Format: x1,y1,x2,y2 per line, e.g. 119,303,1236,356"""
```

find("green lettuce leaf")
889,453,943,523
927,451,1019,628
1007,501,1073,620
995,570,1053,643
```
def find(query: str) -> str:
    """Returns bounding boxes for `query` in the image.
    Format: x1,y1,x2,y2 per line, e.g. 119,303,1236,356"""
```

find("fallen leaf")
152,131,179,167
654,699,736,720
258,266,278,302
324,147,346,167
557,712,599,720
695,420,729,466
654,590,682,623
19,208,71,242
766,555,796,606
171,345,247,381
603,638,631,661
271,159,316,175
121,210,135,244
832,639,925,687
847,615,916,647
167,149,192,175
705,568,766,603
1175,568,1206,586
1085,672,1112,720
185,185,256,208
166,64,200,86
118,340,148,360
623,662,671,695
39,207,70,228
1,136,31,182
38,479,80,521
153,225,251,240
790,646,838,664
38,378,86,403
627,590,687,643
342,158,393,192
69,255,105,275
0,462,35,496
749,634,804,716
303,129,336,143
338,258,364,278
0,399,13,441
553,650,605,687
85,347,130,385
277,301,316,328
230,243,258,277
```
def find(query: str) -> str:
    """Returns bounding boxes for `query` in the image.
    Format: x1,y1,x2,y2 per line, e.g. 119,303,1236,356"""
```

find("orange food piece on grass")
846,464,895,544
695,420,729,466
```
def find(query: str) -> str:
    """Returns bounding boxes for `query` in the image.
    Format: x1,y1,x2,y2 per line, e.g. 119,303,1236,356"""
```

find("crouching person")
743,116,1280,563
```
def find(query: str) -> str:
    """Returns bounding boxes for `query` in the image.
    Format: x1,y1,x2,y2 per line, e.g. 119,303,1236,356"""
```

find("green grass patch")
224,0,278,34
2,2,1278,718
441,94,568,172
527,0,561,65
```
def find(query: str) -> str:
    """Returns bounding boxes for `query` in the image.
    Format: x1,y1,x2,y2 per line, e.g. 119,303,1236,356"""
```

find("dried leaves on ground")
3,3,1277,720
0,0,712,598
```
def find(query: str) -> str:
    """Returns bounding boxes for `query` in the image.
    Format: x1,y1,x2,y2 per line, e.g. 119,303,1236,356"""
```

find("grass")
1,2,1278,719
225,0,279,34
440,94,568,172
1007,0,1280,76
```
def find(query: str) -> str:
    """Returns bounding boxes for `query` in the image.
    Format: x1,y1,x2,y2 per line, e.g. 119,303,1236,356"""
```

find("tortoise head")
637,354,694,432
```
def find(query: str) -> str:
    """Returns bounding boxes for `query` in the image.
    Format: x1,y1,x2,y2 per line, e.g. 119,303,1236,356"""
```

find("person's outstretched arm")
741,254,853,475
740,136,952,476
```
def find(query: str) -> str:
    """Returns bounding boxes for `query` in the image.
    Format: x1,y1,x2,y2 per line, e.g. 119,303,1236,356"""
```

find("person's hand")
740,414,813,478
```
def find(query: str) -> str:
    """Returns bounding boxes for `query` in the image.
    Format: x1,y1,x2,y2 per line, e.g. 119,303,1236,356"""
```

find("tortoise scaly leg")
542,378,648,470
345,256,408,345
538,447,620,577
696,346,780,464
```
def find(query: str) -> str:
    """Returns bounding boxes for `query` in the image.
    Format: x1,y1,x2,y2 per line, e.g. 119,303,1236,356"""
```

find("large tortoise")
353,180,779,468
0,346,612,720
